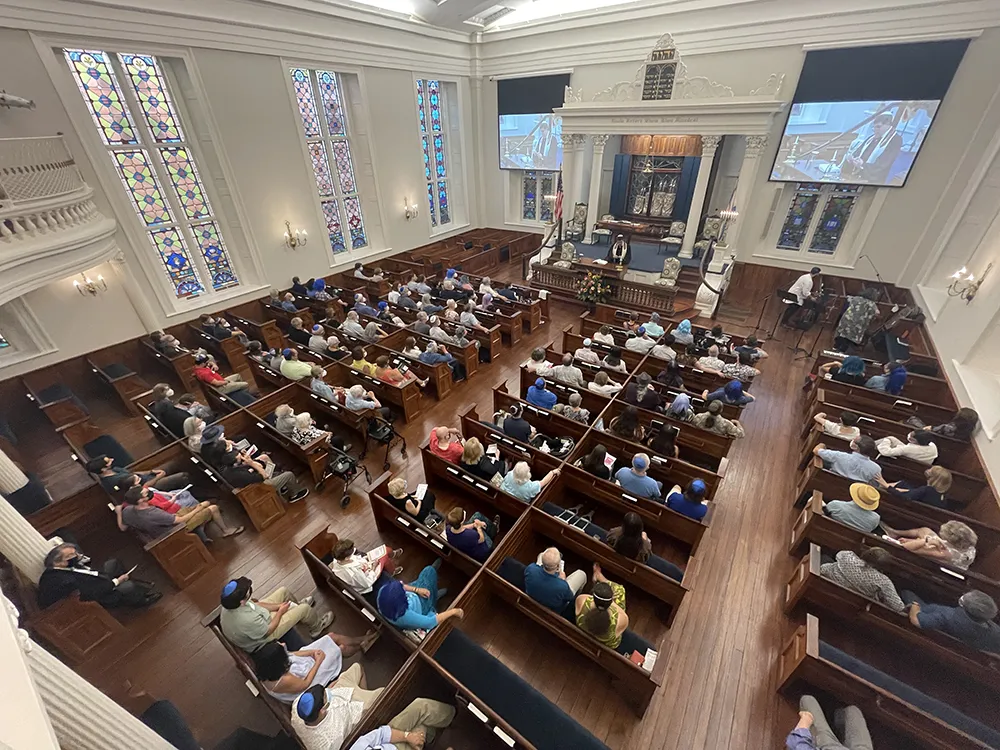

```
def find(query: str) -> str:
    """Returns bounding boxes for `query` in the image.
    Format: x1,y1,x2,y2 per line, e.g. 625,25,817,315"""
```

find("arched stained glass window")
289,68,367,253
416,78,450,228
63,48,239,298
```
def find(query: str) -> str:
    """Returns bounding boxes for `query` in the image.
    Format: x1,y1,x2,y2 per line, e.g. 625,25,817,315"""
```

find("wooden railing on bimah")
785,544,1000,692
246,389,331,484
530,262,677,314
139,338,202,396
791,491,1000,605
806,388,982,478
777,614,992,750
806,374,955,426
796,457,1000,578
812,352,956,410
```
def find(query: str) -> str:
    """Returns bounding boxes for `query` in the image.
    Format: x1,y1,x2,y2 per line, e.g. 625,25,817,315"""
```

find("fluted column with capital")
583,135,611,244
559,134,587,226
680,135,722,258
0,449,53,584
724,135,769,254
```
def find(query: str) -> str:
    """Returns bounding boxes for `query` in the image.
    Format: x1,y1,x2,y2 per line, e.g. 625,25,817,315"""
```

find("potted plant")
576,271,613,310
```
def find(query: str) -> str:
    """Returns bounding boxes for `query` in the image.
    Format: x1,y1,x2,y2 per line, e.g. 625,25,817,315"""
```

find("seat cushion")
3,473,52,516
617,628,654,658
436,628,611,750
101,363,133,379
819,641,1000,748
228,389,257,407
37,383,73,405
497,556,527,591
140,700,201,750
83,435,133,467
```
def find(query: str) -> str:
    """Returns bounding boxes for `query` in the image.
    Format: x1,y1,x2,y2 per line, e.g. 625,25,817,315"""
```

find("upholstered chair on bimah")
693,216,723,258
591,214,614,245
565,202,588,241
553,242,577,269
654,257,683,287
657,221,685,254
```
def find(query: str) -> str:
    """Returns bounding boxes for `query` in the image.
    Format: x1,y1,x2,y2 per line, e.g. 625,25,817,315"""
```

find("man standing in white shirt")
782,266,821,326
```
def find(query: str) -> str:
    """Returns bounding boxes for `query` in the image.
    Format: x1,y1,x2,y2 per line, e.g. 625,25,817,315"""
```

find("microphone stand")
753,294,770,337
860,254,897,311
796,320,827,361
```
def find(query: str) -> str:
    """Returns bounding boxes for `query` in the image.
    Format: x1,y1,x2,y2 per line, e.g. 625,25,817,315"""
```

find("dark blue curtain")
673,156,700,225
609,153,631,217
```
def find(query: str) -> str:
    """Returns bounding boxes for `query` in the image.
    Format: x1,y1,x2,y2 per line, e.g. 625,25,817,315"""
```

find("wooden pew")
458,269,550,321
261,302,315,334
22,369,89,430
340,358,424,422
293,379,372,450
812,351,956,410
633,352,751,396
785,544,1000,691
86,343,151,417
352,312,479,382
139,337,202,396
384,304,502,364
185,322,250,379
325,332,453,402
245,389,331,485
806,374,956,426
223,309,285,351
518,362,613,422
491,384,591,442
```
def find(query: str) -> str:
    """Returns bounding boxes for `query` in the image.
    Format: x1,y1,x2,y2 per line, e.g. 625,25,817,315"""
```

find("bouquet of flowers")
577,272,613,304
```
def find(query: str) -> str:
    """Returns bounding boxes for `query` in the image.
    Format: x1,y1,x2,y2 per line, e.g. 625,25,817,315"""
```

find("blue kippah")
535,377,545,388
638,325,646,334
282,347,293,358
296,692,315,719
222,580,238,597
633,454,648,470
691,479,706,493
378,301,388,309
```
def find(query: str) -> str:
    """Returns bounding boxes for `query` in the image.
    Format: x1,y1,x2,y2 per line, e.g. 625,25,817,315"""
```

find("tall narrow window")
520,170,557,223
809,185,861,255
777,183,822,250
416,79,450,228
776,182,863,255
290,68,367,253
63,49,238,298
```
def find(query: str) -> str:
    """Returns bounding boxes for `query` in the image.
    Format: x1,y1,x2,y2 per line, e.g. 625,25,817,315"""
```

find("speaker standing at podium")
782,266,822,326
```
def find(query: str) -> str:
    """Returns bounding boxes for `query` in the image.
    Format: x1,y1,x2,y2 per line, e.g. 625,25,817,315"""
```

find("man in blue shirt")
813,435,883,484
523,547,587,614
419,341,465,381
665,479,709,520
353,294,379,318
907,589,1000,654
614,453,662,500
526,377,557,409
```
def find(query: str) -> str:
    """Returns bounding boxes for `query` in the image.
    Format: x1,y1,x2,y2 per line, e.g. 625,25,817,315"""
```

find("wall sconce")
283,220,307,249
948,263,992,303
404,197,419,221
73,273,107,296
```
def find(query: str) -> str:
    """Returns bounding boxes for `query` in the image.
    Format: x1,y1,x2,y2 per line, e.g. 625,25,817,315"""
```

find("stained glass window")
63,48,240,298
415,78,450,227
540,172,555,223
776,182,863,256
289,68,368,253
777,183,822,250
809,186,861,255
521,171,558,223
522,170,538,221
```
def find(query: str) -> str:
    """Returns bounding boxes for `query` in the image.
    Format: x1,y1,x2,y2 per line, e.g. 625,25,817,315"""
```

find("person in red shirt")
193,353,250,394
124,484,198,513
428,426,464,463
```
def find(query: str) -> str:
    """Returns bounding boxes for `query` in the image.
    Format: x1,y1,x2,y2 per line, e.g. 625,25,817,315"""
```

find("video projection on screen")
499,113,562,170
770,100,940,187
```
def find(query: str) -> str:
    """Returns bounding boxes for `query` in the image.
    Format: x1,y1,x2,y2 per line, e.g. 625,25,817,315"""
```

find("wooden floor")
53,264,828,749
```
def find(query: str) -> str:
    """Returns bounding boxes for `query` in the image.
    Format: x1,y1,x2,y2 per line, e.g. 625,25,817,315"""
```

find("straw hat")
849,483,880,511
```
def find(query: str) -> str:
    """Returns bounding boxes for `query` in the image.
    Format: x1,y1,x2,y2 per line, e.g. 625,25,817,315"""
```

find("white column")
0,450,53,584
108,249,158,333
2,593,176,750
679,135,722,259
559,134,583,221
583,134,610,244
722,134,768,253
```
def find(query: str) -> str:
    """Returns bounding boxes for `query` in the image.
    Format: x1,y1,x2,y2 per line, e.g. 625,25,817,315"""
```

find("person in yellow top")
279,348,314,381
350,346,376,376
575,563,628,651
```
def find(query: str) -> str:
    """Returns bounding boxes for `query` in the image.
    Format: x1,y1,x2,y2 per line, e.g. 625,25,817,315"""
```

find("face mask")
320,370,327,377
66,555,82,567
165,388,175,397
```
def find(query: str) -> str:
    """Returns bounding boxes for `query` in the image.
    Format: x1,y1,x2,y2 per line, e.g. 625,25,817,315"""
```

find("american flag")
555,172,564,222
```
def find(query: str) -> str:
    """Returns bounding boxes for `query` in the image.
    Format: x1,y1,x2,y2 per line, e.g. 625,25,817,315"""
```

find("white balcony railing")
0,136,85,206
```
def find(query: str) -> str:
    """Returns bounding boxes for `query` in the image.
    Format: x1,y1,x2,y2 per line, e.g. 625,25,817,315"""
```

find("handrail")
0,136,85,208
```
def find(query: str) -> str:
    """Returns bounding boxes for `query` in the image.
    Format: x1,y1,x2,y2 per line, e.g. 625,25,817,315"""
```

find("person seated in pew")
866,359,908,395
377,559,464,633
280,348,315,382
124,482,200,513
614,453,661,500
875,430,938,465
640,312,664,338
703,380,755,407
576,563,628,652
200,315,227,339
324,336,350,361
268,288,283,306
308,325,328,353
269,348,286,371
275,404,298,435
669,319,694,345
401,336,422,359
292,412,351,452
646,423,680,458
813,435,883,484
720,350,761,382
625,372,662,412
442,299,460,322
376,301,404,328
193,353,252,394
460,437,506,484
620,311,639,333
577,444,611,480
875,465,952,509
150,330,186,356
501,461,560,502
428,425,464,462
692,399,745,438
666,393,696,423
386,476,437,525
789,696,873,750
345,384,392,421
906,407,980,441
904,589,1000,654
606,512,652,563
413,312,432,336
733,334,769,361
460,302,489,333
656,359,685,390
822,483,882,534
813,410,861,441
500,402,535,443
608,405,645,443
526,377,557,409
664,479,709,520
183,415,205,453
151,383,195,437
219,319,252,348
593,325,616,345
86,454,190,495
419,341,465,381
477,293,497,312
561,392,590,424
650,333,677,363
281,293,300,313
398,288,420,311
349,346,376,376
340,311,367,339
387,287,401,305
445,507,499,563
625,327,656,354
178,392,214,421
38,542,161,610
200,424,311,503
247,340,267,364
291,276,310,296
525,348,553,375
589,370,623,397
353,262,372,281
409,274,433,295
220,576,332,654
478,275,497,297
418,292,441,314
437,279,469,303
360,321,386,343
310,366,345,403
308,278,333,302
820,546,906,613
371,267,385,281
375,355,427,389
252,629,376,706
330,538,403,599
817,355,868,386
428,316,453,344
695,344,727,374
550,353,587,389
294,679,454,750
117,489,243,544
287,317,312,345
883,520,977,570
572,337,601,365
525,546,588,613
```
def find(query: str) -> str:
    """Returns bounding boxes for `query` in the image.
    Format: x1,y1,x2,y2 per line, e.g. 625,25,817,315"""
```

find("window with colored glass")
777,182,863,255
415,79,451,228
520,170,557,223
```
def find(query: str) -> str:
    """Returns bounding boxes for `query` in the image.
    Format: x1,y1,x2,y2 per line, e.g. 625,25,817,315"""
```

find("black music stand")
769,290,798,340
752,294,770,337
795,320,827,361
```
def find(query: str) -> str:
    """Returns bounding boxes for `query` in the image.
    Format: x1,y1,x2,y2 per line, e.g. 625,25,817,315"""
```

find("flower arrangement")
577,271,613,304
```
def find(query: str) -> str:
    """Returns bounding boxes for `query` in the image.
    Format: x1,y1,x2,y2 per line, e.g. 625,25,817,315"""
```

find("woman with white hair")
362,321,385,343
443,299,460,322
183,415,205,453
479,276,497,296
325,335,349,360
274,403,297,436
460,303,487,332
420,292,443,315
500,461,561,502
345,384,392,420
386,476,436,524
291,411,340,448
341,311,366,338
